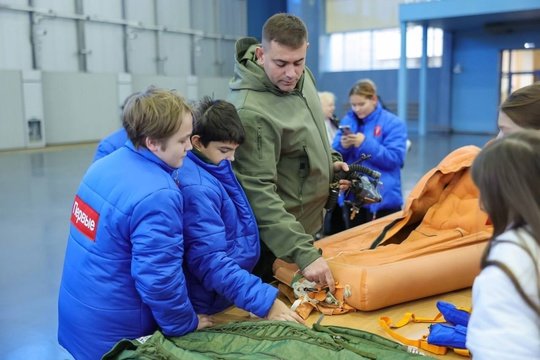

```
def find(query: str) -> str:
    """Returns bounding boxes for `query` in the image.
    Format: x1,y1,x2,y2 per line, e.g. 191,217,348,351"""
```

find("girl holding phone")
331,79,408,231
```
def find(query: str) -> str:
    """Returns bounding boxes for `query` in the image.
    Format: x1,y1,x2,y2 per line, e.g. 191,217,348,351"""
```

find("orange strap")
454,348,471,357
379,316,448,355
392,312,445,328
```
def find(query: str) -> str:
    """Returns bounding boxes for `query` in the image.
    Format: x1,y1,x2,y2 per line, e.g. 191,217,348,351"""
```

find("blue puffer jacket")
93,128,128,162
177,151,278,317
58,142,198,360
332,103,407,213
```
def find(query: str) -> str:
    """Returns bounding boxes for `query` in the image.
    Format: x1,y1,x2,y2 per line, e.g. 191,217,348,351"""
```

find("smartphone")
339,125,352,135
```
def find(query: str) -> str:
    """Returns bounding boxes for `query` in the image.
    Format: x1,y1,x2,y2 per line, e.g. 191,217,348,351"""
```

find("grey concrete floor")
0,133,492,360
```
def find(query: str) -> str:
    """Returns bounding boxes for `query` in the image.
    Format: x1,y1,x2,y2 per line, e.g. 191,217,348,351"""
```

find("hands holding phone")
339,125,365,148
339,125,352,135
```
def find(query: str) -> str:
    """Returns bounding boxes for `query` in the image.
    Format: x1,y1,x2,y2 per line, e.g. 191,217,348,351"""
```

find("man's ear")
255,46,264,65
191,135,202,150
145,137,160,153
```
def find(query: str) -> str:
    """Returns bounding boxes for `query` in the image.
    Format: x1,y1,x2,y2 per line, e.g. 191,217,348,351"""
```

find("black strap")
370,218,402,249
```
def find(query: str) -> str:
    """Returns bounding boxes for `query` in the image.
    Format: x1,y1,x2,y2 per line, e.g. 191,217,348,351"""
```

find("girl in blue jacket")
178,97,304,323
58,87,213,360
332,79,407,230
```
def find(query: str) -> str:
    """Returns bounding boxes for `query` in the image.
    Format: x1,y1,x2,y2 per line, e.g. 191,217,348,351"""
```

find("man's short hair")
193,96,245,147
122,86,192,148
262,13,308,49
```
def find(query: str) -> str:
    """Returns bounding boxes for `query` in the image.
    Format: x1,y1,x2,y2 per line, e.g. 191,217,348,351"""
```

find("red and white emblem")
71,195,99,241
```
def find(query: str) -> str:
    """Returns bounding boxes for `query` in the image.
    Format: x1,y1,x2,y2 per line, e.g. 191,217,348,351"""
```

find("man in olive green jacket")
228,13,348,291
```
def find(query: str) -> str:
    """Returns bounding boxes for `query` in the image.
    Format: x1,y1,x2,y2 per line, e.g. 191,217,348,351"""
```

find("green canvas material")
102,320,434,360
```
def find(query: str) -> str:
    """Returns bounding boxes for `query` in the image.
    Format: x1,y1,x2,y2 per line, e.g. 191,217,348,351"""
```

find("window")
321,26,443,72
499,49,540,103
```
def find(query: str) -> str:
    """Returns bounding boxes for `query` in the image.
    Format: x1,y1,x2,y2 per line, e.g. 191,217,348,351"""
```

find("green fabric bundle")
103,320,433,360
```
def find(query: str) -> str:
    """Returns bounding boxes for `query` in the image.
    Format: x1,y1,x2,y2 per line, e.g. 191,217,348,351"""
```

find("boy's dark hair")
262,13,307,49
193,96,245,147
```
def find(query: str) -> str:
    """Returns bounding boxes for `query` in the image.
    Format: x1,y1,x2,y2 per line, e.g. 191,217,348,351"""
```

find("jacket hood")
229,37,305,96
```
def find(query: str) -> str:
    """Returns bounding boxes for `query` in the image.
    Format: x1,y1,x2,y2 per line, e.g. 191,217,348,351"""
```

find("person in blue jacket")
177,96,304,323
332,79,407,230
93,93,135,162
58,86,214,360
93,127,128,161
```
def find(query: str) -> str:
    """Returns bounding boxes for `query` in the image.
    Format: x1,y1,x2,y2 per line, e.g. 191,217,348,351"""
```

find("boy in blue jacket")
178,97,304,323
58,87,213,360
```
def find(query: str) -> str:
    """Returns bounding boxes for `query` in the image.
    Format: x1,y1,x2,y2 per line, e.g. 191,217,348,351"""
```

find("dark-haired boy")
177,97,304,323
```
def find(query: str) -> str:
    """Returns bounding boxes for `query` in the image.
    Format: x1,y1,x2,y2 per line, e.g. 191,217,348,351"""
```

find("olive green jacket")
228,37,341,270
103,321,429,360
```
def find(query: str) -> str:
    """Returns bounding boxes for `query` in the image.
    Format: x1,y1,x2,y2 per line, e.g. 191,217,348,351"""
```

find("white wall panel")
0,0,27,5
157,0,190,28
190,0,243,77
124,0,155,25
221,0,246,36
42,72,118,144
85,23,125,73
0,70,26,150
0,0,247,149
117,73,133,115
156,0,191,77
82,0,124,73
198,77,230,101
160,33,191,76
217,0,245,77
0,11,32,70
38,18,79,71
34,0,75,12
82,0,122,18
126,30,157,74
132,75,189,99
123,1,157,74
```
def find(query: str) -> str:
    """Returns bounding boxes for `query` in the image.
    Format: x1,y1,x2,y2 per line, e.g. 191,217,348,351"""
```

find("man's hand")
196,314,215,330
333,161,350,191
301,257,335,293
266,298,306,324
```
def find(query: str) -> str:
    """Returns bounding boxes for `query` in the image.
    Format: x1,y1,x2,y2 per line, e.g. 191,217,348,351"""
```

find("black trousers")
251,241,277,283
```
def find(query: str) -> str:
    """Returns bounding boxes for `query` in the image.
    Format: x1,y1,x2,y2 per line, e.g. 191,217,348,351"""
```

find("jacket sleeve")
130,188,198,336
182,184,278,318
352,114,407,171
233,109,322,271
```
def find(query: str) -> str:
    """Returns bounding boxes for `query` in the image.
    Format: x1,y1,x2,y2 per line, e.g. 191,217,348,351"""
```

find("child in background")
177,96,304,324
466,131,540,359
332,79,407,229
